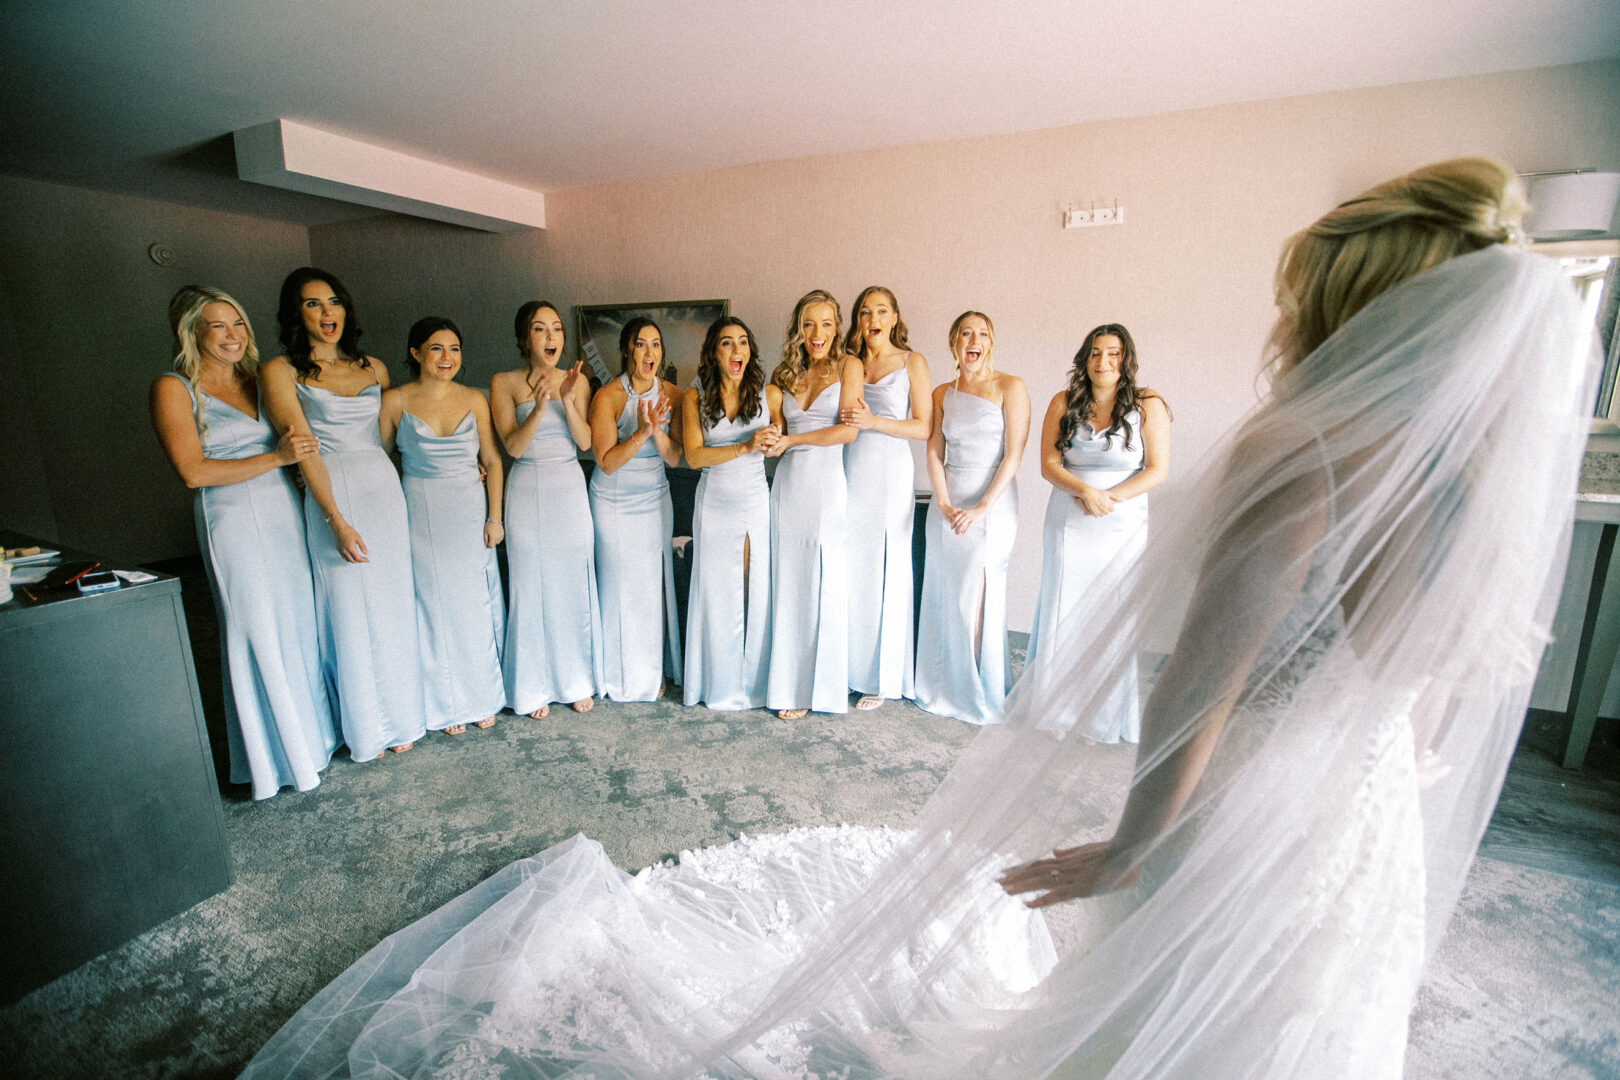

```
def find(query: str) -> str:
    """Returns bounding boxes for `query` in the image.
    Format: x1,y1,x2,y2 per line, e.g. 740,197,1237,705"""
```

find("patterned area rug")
1,562,1614,1079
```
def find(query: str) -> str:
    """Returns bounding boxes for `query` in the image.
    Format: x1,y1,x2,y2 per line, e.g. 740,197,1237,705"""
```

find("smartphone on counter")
75,570,121,594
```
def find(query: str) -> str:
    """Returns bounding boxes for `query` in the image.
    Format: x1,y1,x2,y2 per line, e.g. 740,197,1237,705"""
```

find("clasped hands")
938,501,987,535
1074,484,1117,517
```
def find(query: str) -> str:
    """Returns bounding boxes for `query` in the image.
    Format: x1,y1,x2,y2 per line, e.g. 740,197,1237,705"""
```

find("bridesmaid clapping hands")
589,318,684,702
490,301,602,718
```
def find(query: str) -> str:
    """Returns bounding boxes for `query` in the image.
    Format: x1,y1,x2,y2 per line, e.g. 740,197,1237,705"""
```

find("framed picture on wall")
575,299,730,390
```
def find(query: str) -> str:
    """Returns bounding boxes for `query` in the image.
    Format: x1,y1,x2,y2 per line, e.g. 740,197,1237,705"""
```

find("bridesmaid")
914,311,1030,725
150,285,337,799
491,301,601,718
1027,323,1170,742
380,317,507,736
766,289,864,719
588,316,683,701
840,286,931,709
681,316,783,710
260,267,427,759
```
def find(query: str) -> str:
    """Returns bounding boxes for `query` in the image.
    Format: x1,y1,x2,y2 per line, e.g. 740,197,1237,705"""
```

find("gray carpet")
3,568,1616,1079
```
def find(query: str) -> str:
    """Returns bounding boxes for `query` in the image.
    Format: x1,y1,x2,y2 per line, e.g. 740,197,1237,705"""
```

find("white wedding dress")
243,248,1593,1080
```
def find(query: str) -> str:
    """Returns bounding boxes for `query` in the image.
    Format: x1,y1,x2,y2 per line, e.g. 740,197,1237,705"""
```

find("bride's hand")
998,841,1138,907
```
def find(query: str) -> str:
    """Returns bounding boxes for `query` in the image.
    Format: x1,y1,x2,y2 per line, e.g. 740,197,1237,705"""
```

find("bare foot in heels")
528,705,550,720
778,708,809,720
571,698,593,713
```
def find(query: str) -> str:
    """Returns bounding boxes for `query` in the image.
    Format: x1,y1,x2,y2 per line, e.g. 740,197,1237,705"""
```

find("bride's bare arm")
1003,454,1329,905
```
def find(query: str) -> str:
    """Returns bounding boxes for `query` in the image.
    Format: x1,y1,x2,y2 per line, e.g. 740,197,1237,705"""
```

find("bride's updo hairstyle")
1266,157,1527,375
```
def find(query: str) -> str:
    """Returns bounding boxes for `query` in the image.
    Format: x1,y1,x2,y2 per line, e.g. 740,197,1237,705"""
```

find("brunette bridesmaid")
840,285,931,709
681,316,783,710
914,311,1030,725
260,267,426,759
765,290,864,718
380,317,507,736
490,301,602,717
1027,323,1170,742
588,317,683,701
150,285,337,798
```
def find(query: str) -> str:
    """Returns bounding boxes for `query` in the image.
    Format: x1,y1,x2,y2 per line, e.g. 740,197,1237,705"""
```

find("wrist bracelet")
486,519,502,526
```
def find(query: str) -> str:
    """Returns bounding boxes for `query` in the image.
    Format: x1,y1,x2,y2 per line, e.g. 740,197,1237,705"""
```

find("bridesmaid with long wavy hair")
1027,323,1170,742
914,310,1030,725
681,316,783,710
259,267,426,759
840,285,931,709
589,316,684,701
765,290,864,719
491,301,602,717
150,285,336,798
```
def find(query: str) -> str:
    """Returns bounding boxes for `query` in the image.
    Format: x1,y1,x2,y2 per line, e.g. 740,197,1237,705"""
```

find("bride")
241,158,1594,1079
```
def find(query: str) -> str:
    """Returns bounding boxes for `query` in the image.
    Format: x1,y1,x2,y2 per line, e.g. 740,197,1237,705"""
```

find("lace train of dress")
242,826,1055,1079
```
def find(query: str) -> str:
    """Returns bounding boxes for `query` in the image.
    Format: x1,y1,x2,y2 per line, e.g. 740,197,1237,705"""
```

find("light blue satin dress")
1027,410,1147,742
766,377,849,714
589,375,681,701
296,382,426,759
914,386,1018,725
167,375,337,799
844,365,916,700
398,411,506,730
684,385,773,710
505,398,603,712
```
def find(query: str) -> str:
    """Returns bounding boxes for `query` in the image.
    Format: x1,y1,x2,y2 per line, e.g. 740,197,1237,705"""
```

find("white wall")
312,59,1620,632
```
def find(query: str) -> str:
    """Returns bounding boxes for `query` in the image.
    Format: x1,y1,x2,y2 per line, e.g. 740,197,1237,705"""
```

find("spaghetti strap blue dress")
589,375,681,702
844,365,916,700
504,398,603,712
914,386,1018,725
766,378,850,715
167,374,337,798
296,381,426,759
684,384,773,710
398,411,507,730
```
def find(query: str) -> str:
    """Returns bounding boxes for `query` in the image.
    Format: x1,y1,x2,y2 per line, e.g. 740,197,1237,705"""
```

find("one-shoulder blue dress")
398,411,507,730
684,384,773,710
914,386,1018,725
297,382,427,759
766,377,849,714
505,397,603,712
844,364,916,701
1026,410,1148,742
167,374,337,799
589,375,681,702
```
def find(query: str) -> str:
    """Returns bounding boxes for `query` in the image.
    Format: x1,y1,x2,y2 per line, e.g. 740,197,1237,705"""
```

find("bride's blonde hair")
1266,157,1527,375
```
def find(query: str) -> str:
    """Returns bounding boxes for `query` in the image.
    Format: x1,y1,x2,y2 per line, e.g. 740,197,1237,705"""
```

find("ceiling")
2,0,1617,226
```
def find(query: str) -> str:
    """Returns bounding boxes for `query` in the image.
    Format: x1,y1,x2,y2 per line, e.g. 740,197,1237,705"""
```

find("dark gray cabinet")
0,570,232,1004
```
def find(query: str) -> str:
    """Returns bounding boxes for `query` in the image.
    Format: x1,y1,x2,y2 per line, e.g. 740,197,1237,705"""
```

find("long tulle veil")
670,242,1595,1078
241,244,1593,1080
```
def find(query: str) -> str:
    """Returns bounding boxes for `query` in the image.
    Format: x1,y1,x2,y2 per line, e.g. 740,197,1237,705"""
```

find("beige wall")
0,174,311,560
315,59,1620,631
